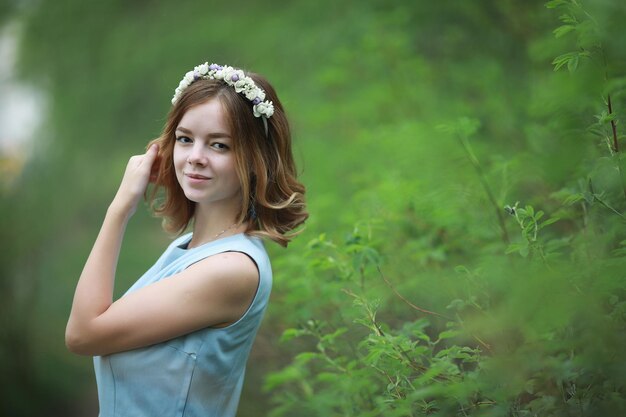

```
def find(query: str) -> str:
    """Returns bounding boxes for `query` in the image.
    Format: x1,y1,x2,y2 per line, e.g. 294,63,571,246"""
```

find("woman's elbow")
65,323,96,356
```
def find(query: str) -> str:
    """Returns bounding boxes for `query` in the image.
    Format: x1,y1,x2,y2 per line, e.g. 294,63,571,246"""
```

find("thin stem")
607,95,619,153
592,193,626,220
457,134,510,244
615,152,626,203
471,334,493,354
342,288,453,382
379,267,493,353
378,267,450,320
370,365,405,400
601,51,626,201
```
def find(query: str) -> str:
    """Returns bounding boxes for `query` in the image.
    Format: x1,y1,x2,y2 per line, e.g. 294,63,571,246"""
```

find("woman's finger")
149,155,161,184
144,144,159,165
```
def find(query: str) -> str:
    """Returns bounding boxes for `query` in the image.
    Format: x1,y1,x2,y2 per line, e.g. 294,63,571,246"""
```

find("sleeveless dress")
93,232,272,417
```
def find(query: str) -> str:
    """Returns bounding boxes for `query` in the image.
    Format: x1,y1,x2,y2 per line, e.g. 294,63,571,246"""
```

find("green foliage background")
1,0,625,415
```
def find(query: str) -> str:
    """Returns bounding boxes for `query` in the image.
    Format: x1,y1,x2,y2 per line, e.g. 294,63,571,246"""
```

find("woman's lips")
185,173,211,183
186,173,210,179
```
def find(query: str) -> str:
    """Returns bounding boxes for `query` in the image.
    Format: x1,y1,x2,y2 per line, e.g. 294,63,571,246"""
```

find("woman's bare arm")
65,145,258,356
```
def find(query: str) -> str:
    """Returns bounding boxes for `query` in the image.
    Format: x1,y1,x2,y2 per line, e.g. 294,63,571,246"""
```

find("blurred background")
1,0,625,416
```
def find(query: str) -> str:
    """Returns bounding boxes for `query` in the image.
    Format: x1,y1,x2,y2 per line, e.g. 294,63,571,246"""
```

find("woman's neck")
188,200,246,248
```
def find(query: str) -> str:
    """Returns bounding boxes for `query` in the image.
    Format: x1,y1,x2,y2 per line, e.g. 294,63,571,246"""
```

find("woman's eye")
176,136,192,144
211,142,229,150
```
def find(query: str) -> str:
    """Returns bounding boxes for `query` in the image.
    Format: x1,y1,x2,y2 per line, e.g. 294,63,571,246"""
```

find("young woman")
66,62,307,417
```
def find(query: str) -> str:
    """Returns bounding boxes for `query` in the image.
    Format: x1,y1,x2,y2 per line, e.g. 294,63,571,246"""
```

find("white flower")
234,79,250,93
213,67,226,80
221,67,245,86
253,101,274,118
171,62,275,122
244,87,258,100
195,62,209,75
220,66,235,83
231,69,245,82
244,87,265,101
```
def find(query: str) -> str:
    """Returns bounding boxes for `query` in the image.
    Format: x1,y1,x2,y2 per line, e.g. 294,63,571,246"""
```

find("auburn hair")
147,72,307,247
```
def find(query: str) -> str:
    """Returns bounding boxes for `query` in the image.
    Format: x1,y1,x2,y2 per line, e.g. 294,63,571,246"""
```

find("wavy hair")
147,70,307,247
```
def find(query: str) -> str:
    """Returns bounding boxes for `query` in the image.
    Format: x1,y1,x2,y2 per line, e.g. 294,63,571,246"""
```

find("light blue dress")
93,233,272,417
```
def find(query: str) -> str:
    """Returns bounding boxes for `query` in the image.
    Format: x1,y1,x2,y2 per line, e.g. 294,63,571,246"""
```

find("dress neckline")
176,232,246,251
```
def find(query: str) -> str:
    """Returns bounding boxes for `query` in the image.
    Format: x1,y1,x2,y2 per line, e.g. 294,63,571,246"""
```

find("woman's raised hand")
110,144,160,217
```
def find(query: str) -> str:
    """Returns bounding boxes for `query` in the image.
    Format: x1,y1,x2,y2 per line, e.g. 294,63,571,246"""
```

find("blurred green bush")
1,0,625,416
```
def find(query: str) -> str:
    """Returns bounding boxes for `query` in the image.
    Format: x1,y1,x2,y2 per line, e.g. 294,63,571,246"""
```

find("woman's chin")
182,192,202,204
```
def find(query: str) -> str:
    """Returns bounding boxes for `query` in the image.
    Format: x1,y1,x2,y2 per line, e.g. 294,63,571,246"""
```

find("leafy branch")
547,0,626,201
437,118,510,245
503,202,561,265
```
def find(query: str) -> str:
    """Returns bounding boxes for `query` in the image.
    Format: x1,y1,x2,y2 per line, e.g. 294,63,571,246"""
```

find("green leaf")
386,381,397,392
437,329,462,341
506,243,524,255
454,265,471,274
317,372,340,383
519,245,530,257
559,14,578,24
280,328,308,342
596,110,616,124
587,127,606,137
567,53,580,72
264,365,302,390
446,299,466,310
321,327,348,344
545,0,569,9
552,52,577,72
539,217,560,229
457,117,481,137
553,25,575,38
294,352,321,365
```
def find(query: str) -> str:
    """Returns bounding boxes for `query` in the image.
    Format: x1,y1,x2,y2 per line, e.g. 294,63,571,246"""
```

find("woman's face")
173,98,242,211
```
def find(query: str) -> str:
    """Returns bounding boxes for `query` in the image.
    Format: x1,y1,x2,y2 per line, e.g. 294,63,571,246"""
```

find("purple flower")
252,97,261,105
209,63,221,70
231,74,239,82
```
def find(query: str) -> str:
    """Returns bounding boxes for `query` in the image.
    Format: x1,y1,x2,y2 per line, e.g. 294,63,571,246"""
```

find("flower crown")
171,63,275,120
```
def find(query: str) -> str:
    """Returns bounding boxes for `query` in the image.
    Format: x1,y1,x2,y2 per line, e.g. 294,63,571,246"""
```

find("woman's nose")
187,144,208,165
